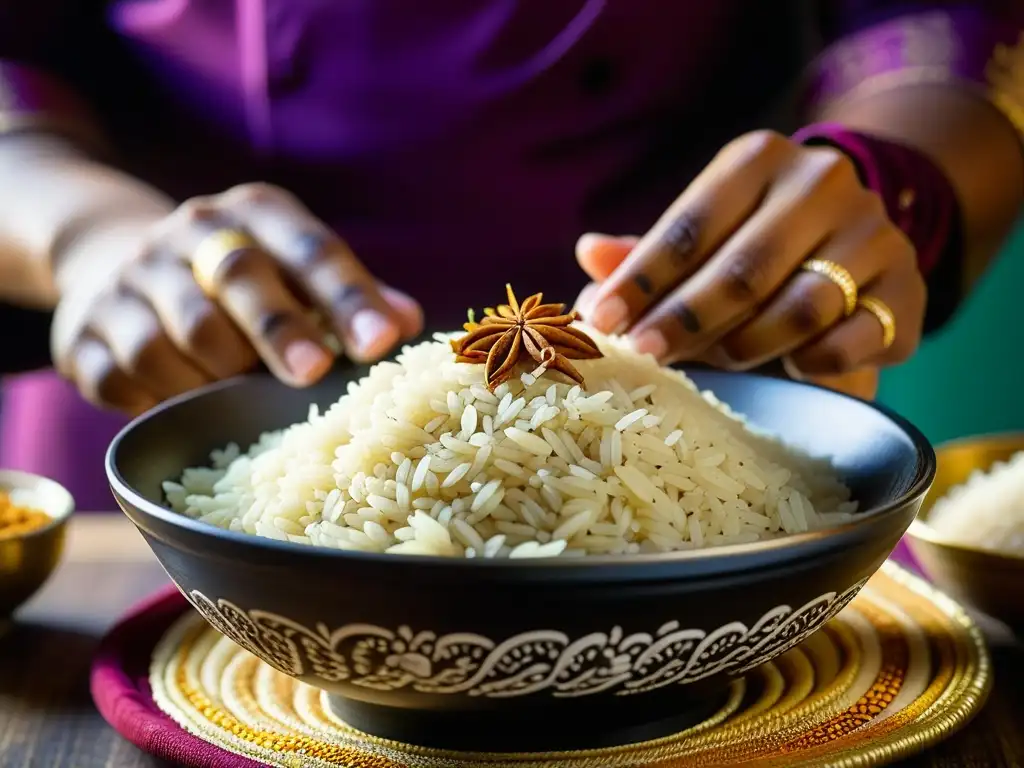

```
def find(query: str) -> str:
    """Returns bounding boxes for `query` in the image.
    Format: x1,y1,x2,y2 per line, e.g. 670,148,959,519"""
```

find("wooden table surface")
1,515,1023,768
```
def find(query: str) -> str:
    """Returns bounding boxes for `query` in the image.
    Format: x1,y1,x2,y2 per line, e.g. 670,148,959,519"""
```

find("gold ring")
801,258,858,317
191,229,258,296
858,296,897,349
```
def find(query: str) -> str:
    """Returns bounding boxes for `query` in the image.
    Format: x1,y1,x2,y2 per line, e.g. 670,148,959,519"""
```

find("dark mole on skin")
663,216,699,264
258,311,292,339
673,304,701,333
294,232,329,266
634,273,654,295
331,283,364,306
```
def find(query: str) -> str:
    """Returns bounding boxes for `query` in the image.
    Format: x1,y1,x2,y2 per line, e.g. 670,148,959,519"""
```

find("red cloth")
90,586,266,768
90,543,924,765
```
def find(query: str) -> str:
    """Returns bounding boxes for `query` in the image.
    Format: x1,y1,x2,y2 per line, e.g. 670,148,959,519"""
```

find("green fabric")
878,225,1024,444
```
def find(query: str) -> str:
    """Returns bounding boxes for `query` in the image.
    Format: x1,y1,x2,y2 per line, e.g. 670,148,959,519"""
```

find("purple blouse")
0,1,1021,510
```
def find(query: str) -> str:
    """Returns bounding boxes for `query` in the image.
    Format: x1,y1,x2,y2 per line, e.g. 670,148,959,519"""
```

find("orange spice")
0,490,51,539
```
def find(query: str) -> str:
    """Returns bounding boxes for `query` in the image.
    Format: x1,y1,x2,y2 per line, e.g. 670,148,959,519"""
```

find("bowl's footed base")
327,686,732,753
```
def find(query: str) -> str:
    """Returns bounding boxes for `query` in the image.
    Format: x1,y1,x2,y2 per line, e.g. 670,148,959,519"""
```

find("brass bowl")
0,469,75,618
905,433,1024,628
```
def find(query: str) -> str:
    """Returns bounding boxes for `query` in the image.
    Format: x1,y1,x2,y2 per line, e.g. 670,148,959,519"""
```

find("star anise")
451,285,604,391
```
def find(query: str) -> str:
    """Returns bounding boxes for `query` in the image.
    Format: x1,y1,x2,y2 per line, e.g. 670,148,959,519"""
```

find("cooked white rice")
928,451,1024,555
163,330,857,558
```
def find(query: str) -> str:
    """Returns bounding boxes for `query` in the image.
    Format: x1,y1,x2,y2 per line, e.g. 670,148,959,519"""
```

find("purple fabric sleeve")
791,122,964,332
806,2,1024,126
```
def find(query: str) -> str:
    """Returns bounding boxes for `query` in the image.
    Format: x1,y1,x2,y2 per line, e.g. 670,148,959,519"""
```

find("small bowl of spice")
0,469,75,617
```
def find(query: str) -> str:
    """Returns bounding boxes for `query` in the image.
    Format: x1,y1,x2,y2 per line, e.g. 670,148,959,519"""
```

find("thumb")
576,233,639,282
573,281,600,318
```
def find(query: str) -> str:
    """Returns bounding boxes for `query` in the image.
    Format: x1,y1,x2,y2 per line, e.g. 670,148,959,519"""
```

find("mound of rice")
928,451,1024,555
164,331,857,558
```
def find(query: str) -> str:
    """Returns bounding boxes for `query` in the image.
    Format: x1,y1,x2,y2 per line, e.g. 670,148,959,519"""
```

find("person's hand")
575,130,926,399
51,183,423,414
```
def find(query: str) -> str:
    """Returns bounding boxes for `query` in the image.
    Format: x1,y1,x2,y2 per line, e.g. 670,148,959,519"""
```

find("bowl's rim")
105,371,937,570
0,468,75,541
924,431,1024,457
907,431,1024,564
906,520,1024,564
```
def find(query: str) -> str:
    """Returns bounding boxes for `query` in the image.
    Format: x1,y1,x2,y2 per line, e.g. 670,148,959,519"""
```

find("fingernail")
285,340,333,383
380,286,418,313
575,233,603,258
631,328,669,361
351,308,400,358
782,357,806,381
574,283,599,315
380,286,424,336
590,295,629,334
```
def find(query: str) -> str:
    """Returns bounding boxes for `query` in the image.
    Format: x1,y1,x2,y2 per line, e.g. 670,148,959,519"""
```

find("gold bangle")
191,229,258,296
801,258,859,317
857,296,897,349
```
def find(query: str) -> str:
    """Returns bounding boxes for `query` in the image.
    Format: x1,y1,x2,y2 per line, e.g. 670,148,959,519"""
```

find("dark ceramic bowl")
0,469,75,618
107,369,934,752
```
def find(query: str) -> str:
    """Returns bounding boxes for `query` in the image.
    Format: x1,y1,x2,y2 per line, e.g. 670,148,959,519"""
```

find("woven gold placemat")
149,563,989,767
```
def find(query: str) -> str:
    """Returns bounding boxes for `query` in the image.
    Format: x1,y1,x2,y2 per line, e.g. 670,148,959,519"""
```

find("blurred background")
879,222,1024,443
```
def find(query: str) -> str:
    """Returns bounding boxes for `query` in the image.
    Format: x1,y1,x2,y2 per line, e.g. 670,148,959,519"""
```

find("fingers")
573,234,636,320
278,230,404,362
219,184,422,361
87,288,211,400
575,234,637,283
713,196,902,370
216,250,335,384
174,208,335,386
120,256,257,380
585,131,792,335
53,182,418,414
627,151,862,365
571,133,924,385
786,264,926,377
69,333,158,415
574,282,600,315
379,284,425,339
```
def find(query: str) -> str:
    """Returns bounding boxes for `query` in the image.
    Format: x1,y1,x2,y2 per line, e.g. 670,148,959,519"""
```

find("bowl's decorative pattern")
185,578,867,699
109,372,932,749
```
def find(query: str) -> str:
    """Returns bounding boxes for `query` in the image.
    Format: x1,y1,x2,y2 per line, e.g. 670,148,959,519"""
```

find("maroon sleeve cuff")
792,122,964,332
